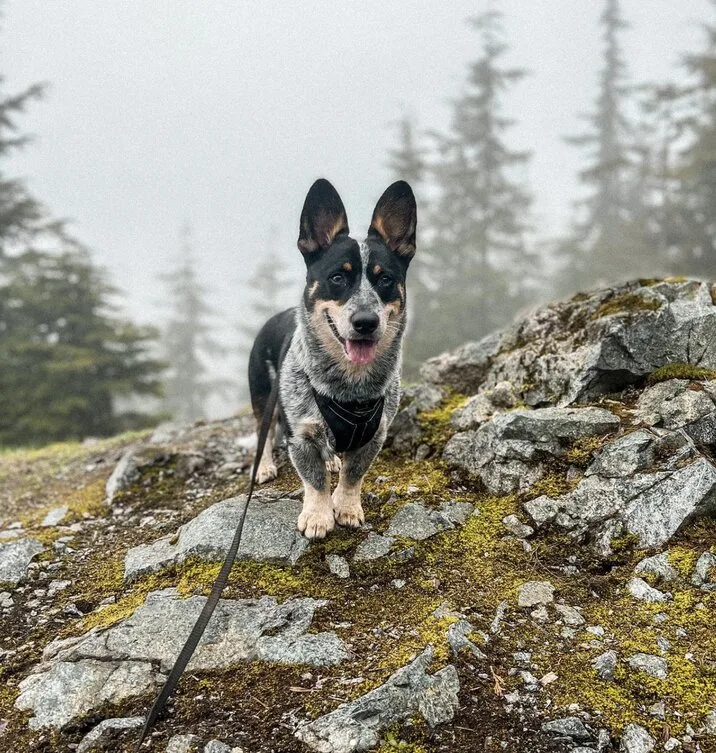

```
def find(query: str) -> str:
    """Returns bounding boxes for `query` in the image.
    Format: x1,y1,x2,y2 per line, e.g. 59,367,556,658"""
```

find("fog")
1,0,712,420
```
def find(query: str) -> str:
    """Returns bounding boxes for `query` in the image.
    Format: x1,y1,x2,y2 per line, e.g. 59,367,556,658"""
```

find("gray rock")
446,620,487,660
541,716,592,741
385,501,473,541
586,430,656,478
16,589,346,728
526,457,716,552
427,280,716,407
387,383,446,453
353,533,394,562
635,380,715,432
76,717,144,753
502,514,534,538
703,709,716,735
593,651,618,681
124,496,309,580
451,380,520,430
620,723,655,753
445,407,618,495
41,507,68,527
692,551,716,590
628,653,668,680
634,552,678,583
627,577,671,603
203,743,233,753
326,555,350,579
295,647,459,753
0,538,44,587
105,449,140,503
167,735,202,753
517,581,555,608
555,604,585,627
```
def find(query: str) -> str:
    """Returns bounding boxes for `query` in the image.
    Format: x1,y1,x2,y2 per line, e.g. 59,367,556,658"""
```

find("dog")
247,178,417,539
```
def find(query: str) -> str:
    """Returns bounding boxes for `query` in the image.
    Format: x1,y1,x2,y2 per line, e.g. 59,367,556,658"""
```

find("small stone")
657,636,671,653
593,651,618,681
76,717,144,753
354,532,394,562
530,605,550,623
432,602,462,620
620,723,655,753
555,604,585,627
540,672,558,686
0,591,14,608
446,620,487,661
490,600,509,635
702,709,716,734
517,580,555,607
326,555,350,579
0,538,44,586
627,577,671,603
541,716,592,741
47,580,72,598
167,734,202,753
203,742,232,753
41,507,69,527
692,551,716,590
523,495,559,527
502,514,534,538
663,738,680,751
634,552,678,583
628,653,668,680
649,700,666,719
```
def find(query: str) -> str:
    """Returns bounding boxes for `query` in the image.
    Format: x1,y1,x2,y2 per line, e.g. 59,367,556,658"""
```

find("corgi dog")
248,179,416,539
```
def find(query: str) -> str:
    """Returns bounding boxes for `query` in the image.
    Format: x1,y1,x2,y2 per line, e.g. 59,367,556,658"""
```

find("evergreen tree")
160,226,230,422
556,0,655,292
668,6,716,276
410,7,535,362
386,115,430,375
0,249,164,445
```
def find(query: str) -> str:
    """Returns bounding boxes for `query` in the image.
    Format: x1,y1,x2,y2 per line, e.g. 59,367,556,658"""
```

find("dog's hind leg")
255,409,278,484
332,423,387,528
290,422,335,539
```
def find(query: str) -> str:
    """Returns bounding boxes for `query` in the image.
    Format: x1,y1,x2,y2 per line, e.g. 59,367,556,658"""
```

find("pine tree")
410,7,535,362
0,249,164,445
668,5,716,276
160,226,230,422
556,0,656,292
386,115,431,375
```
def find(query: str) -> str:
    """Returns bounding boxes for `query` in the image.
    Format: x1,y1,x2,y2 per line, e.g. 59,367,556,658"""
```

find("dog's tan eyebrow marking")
342,262,352,272
373,264,382,276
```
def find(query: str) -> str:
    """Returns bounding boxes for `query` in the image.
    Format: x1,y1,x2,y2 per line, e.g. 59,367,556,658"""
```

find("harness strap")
135,369,282,750
312,390,384,454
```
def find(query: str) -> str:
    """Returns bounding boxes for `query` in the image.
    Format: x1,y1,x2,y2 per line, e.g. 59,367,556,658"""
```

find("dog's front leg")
290,423,335,540
333,424,387,528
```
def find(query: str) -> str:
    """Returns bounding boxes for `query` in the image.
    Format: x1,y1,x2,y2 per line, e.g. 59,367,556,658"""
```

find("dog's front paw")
298,508,335,540
326,455,342,473
332,489,365,528
256,461,277,484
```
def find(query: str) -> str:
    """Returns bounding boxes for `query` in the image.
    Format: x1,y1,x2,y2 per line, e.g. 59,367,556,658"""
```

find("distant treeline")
0,0,713,445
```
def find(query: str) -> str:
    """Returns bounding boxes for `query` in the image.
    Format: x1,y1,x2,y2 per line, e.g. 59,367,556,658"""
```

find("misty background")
0,0,713,442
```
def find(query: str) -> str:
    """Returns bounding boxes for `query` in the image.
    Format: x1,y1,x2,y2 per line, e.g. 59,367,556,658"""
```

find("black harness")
312,389,384,453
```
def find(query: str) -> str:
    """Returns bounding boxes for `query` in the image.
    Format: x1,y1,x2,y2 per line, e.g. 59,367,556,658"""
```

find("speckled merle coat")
247,179,417,539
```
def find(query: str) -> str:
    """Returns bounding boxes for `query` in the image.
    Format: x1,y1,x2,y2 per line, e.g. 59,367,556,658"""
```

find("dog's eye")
329,273,346,286
377,274,393,288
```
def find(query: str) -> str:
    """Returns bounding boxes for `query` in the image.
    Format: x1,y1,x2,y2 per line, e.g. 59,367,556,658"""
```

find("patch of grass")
647,363,716,385
592,293,661,320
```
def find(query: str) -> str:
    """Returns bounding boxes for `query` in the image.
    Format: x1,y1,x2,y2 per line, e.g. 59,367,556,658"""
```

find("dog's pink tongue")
346,339,378,365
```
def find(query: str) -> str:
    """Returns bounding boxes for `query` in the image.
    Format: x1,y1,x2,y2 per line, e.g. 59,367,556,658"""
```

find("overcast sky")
2,0,712,335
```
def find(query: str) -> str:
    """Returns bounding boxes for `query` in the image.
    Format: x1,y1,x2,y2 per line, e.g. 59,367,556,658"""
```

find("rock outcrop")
1,279,716,753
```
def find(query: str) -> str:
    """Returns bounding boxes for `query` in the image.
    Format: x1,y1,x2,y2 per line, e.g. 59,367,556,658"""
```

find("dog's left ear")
368,181,417,259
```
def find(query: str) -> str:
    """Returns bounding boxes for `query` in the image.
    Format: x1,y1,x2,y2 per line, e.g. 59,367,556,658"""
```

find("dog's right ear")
297,179,350,255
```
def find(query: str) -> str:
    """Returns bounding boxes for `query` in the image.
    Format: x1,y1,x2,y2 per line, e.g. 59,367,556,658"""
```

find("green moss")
667,546,701,576
647,363,716,385
564,435,610,468
377,731,431,753
525,471,578,500
591,293,661,320
417,391,469,449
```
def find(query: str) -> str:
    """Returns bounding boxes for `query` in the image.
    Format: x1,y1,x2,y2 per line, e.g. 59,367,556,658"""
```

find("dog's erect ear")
297,179,350,255
368,181,417,259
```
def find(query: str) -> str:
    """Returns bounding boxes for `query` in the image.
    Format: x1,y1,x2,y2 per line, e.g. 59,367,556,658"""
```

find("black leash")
135,376,281,750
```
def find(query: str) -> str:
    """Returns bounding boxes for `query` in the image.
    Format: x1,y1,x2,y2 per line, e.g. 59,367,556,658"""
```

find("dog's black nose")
351,311,379,335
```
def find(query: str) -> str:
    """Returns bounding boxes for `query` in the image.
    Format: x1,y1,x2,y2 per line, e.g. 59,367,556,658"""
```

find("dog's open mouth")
326,313,378,366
